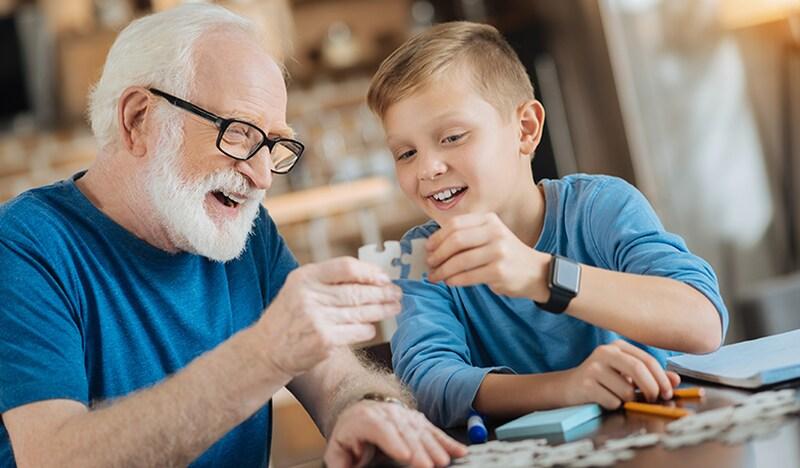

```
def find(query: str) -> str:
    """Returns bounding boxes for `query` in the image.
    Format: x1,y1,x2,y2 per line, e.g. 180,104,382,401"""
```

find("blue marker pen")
467,410,488,444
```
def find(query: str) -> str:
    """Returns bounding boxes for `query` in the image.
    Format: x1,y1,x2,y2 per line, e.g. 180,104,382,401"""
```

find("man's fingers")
326,283,402,308
391,413,434,468
323,443,352,468
420,430,452,467
329,324,378,345
333,303,401,326
360,419,412,465
314,257,393,285
432,427,468,458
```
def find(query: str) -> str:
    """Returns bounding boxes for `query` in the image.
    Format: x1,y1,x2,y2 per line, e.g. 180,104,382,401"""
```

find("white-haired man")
0,4,465,467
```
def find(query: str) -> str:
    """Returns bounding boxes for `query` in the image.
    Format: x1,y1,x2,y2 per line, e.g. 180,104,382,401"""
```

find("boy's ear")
517,99,545,157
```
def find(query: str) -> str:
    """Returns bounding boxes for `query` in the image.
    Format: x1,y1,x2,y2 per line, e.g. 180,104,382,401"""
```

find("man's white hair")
88,3,260,151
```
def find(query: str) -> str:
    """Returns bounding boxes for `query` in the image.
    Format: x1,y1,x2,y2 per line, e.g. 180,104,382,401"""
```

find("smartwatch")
534,255,581,313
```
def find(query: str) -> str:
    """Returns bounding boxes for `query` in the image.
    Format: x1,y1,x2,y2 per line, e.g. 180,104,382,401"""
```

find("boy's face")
383,75,538,225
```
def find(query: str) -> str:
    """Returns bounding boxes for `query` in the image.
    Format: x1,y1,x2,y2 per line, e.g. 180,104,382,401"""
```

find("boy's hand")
426,213,550,300
564,340,681,409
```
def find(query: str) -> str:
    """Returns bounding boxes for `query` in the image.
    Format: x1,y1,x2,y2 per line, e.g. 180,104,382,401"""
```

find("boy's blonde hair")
367,21,534,120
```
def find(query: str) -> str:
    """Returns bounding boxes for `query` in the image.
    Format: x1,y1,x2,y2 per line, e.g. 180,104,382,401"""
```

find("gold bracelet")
360,392,409,408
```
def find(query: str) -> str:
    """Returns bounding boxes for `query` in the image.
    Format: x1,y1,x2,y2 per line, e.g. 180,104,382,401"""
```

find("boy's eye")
396,149,417,161
442,132,467,144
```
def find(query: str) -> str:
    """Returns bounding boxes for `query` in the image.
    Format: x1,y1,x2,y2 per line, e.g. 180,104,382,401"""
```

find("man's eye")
442,132,466,144
397,149,416,161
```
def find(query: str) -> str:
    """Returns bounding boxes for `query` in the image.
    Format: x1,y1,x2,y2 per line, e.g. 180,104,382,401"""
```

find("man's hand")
565,340,681,409
324,401,467,468
257,257,402,378
426,213,550,300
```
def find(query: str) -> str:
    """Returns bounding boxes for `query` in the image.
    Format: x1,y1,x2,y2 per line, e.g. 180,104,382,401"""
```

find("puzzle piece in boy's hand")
399,238,428,280
358,241,403,279
358,239,429,280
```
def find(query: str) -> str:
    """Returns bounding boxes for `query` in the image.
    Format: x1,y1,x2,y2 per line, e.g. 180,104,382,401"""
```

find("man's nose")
235,150,273,190
417,151,447,181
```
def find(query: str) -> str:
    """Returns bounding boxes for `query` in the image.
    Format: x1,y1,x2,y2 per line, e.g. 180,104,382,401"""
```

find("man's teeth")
431,187,464,202
222,191,246,204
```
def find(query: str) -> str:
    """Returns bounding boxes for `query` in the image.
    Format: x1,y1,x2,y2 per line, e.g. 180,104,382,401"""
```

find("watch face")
553,257,580,293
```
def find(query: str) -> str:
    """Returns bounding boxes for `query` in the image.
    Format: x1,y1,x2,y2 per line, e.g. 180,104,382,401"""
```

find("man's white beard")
145,130,265,262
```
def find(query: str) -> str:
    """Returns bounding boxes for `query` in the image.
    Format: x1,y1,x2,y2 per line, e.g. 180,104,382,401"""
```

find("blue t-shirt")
391,174,729,428
0,174,297,467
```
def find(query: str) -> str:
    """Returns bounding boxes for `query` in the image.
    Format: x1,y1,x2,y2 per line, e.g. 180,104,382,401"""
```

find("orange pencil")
673,387,705,399
623,401,692,419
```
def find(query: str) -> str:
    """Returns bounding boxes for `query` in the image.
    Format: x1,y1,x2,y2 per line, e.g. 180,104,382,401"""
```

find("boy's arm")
427,179,727,355
392,279,514,428
473,339,682,417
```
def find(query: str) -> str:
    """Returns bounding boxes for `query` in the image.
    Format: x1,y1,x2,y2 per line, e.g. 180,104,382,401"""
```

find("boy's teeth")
432,188,461,201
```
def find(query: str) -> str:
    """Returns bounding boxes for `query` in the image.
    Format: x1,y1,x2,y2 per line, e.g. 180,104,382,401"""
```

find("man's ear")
517,99,545,157
117,87,152,158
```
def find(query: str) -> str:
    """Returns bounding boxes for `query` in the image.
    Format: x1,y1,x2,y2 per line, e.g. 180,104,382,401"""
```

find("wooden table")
445,379,800,468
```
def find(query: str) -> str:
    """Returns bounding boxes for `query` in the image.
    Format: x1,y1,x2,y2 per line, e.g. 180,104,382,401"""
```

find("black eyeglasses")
149,88,304,174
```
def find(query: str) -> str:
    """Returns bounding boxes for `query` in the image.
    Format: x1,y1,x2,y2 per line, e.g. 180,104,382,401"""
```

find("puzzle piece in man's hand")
358,238,429,280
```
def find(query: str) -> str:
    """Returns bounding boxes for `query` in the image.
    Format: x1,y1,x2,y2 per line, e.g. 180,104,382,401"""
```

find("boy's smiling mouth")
425,185,468,210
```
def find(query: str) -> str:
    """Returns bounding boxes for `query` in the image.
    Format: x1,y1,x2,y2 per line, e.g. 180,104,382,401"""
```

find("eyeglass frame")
148,87,304,174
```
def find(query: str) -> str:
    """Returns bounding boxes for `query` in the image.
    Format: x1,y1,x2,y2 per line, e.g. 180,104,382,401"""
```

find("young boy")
366,22,728,428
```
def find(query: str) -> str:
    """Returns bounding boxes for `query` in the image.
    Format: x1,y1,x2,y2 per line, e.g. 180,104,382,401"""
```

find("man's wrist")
360,392,409,408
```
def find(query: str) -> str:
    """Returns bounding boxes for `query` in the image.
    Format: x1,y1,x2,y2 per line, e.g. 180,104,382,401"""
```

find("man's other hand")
324,400,467,468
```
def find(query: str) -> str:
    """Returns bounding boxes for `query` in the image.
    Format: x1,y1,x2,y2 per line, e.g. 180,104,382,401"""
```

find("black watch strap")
534,255,580,314
534,287,574,314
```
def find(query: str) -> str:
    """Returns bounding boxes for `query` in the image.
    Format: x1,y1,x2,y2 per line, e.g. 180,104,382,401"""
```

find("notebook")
495,403,602,440
666,328,800,389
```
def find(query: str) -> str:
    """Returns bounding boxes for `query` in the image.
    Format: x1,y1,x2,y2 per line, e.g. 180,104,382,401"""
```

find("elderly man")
0,4,465,468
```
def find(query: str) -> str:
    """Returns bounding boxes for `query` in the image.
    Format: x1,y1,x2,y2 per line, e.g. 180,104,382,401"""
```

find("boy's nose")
235,152,273,190
416,153,447,181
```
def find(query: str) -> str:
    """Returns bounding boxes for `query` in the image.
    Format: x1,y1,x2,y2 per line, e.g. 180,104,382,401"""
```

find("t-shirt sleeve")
0,232,88,413
261,210,299,304
583,177,729,340
391,279,512,428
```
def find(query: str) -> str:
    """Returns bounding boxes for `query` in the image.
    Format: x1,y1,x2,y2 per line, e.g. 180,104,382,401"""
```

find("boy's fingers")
594,382,624,409
428,214,489,249
429,247,492,283
667,371,681,388
610,352,660,402
614,340,673,399
597,367,637,403
427,225,491,269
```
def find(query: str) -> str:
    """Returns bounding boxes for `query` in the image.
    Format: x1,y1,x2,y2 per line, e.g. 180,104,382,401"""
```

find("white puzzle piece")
358,238,429,280
358,241,403,279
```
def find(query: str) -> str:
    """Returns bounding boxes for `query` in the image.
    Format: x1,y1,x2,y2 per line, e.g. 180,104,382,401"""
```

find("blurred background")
2,0,800,465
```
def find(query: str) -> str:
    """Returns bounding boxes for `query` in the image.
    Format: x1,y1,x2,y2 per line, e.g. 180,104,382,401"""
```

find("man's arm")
4,258,402,467
289,346,466,468
4,324,290,467
288,346,411,437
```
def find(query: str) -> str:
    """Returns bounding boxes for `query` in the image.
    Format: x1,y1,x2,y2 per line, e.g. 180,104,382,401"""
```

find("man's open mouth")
212,190,244,208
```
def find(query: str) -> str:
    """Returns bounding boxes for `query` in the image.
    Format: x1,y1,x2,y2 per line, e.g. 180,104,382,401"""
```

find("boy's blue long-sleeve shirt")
391,174,728,428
